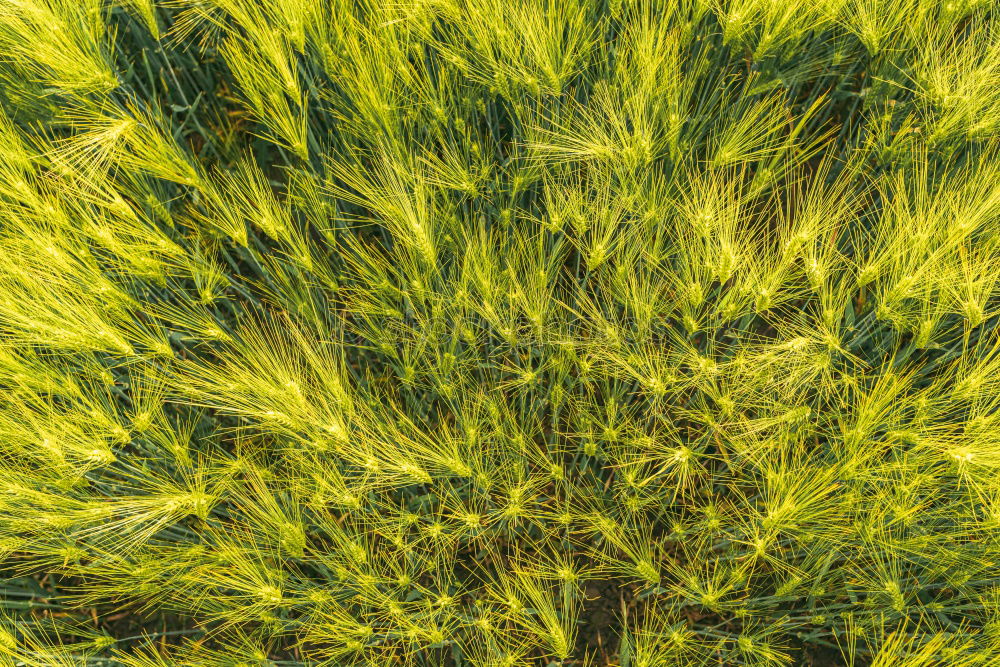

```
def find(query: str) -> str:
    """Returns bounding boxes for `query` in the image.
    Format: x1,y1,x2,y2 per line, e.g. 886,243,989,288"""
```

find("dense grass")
2,0,1000,664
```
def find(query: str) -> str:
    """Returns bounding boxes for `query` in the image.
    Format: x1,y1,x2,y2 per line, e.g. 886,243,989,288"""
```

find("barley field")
1,0,999,665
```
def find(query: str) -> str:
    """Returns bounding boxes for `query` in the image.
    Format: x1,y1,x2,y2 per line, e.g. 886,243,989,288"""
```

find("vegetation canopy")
1,0,1000,664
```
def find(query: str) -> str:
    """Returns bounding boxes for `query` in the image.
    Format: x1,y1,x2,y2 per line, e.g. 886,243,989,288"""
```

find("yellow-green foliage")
1,0,1000,665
